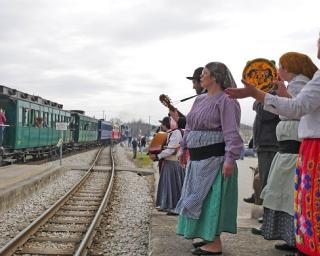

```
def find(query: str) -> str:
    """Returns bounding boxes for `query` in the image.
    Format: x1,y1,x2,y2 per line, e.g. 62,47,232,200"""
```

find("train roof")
0,85,63,109
99,119,112,125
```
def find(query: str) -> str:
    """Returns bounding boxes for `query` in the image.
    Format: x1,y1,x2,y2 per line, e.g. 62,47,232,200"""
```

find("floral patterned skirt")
295,139,320,255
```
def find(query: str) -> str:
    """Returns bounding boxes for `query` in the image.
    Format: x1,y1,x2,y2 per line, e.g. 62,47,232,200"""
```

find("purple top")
181,92,243,164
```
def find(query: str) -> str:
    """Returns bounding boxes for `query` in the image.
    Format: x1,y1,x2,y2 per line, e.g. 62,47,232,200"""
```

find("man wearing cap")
170,67,204,129
186,67,205,95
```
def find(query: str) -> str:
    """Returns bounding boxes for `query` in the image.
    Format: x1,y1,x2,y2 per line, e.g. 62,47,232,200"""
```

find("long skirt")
156,160,185,211
295,139,320,255
260,152,297,247
176,166,238,241
261,208,295,246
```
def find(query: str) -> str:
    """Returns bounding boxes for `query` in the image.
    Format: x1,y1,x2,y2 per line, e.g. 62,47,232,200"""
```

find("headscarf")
205,62,237,89
279,52,318,79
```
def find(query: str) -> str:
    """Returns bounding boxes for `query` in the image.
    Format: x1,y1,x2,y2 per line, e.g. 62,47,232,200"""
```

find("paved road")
236,157,258,219
151,156,289,256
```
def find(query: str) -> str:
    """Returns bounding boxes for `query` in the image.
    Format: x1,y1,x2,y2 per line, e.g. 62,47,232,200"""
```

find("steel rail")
74,147,115,256
0,147,104,256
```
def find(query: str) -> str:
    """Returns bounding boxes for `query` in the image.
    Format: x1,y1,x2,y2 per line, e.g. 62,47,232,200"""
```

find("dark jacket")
253,101,279,152
132,140,138,150
141,137,146,147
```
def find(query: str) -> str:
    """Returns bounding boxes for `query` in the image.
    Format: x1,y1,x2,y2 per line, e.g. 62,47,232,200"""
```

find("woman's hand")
225,79,258,99
178,150,188,168
273,80,291,98
223,161,234,177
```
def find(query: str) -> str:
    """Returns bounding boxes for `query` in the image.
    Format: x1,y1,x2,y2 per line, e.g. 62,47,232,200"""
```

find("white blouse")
264,70,320,139
157,129,182,159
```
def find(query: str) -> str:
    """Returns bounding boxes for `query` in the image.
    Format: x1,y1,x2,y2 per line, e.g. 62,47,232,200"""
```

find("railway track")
0,146,115,256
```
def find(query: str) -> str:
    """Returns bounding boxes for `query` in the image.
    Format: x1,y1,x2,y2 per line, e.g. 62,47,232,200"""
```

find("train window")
43,112,48,128
35,110,42,127
18,107,23,124
53,114,56,127
48,113,51,128
22,108,29,126
52,114,55,128
30,109,35,126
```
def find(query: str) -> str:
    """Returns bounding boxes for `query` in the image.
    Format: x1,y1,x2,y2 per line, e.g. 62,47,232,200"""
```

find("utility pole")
148,115,151,137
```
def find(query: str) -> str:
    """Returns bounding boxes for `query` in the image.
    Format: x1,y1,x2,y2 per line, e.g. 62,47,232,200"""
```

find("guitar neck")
166,104,184,118
176,109,184,118
159,94,185,118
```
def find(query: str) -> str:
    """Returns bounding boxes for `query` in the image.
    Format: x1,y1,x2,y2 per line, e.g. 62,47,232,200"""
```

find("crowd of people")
146,33,320,256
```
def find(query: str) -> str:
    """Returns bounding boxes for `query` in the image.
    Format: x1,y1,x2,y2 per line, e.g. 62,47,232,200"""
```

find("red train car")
112,124,121,140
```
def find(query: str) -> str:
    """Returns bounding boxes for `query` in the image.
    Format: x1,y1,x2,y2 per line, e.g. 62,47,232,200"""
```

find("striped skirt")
295,139,320,255
176,165,238,241
156,160,185,211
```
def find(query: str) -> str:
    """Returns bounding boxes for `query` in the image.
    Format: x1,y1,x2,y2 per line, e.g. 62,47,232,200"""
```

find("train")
0,85,128,164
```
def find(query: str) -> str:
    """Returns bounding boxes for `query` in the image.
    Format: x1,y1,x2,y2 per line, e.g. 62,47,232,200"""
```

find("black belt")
189,142,225,161
279,140,301,154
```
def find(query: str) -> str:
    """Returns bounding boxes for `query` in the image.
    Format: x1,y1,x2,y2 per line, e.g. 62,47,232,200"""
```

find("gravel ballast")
90,145,154,256
0,149,99,248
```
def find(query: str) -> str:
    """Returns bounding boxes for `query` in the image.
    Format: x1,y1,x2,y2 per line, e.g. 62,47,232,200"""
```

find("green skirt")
176,165,238,241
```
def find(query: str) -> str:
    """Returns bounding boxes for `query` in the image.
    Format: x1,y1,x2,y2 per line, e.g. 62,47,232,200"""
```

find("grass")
128,151,154,168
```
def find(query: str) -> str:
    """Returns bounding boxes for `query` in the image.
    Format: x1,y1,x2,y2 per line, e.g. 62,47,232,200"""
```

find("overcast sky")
0,0,319,125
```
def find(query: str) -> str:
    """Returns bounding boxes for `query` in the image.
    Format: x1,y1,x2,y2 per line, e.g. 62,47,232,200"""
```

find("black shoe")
192,241,208,249
258,217,263,223
243,195,255,204
251,227,262,235
191,247,222,255
274,243,298,252
166,211,179,216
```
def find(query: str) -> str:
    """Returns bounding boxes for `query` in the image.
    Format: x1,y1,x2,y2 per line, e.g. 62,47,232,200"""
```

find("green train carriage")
0,85,72,161
70,110,98,145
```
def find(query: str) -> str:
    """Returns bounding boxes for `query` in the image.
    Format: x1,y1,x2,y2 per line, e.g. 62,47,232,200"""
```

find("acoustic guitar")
148,131,168,154
159,94,184,117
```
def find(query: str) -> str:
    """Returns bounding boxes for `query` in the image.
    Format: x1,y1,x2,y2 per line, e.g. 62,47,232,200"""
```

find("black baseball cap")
186,67,204,81
159,116,170,129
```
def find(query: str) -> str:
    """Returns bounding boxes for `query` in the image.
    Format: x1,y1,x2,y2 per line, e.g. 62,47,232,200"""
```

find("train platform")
149,158,285,256
0,157,154,213
0,164,62,212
